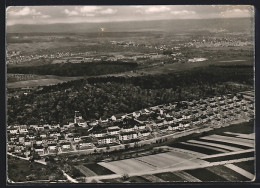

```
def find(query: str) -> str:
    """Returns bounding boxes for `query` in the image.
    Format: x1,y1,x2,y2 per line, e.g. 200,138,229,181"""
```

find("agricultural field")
84,163,115,175
96,122,255,183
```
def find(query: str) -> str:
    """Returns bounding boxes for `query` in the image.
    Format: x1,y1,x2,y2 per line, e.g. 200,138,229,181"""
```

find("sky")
6,5,254,25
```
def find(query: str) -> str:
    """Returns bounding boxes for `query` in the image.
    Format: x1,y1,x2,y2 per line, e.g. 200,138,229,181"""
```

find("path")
62,170,78,183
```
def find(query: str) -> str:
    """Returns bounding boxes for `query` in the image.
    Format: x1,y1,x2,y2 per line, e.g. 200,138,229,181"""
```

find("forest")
7,61,138,77
7,66,253,125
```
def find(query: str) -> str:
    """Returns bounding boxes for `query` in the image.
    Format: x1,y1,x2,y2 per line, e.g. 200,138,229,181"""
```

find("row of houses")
7,91,254,156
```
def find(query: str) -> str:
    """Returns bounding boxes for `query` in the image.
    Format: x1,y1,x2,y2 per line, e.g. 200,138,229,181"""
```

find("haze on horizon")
6,5,254,26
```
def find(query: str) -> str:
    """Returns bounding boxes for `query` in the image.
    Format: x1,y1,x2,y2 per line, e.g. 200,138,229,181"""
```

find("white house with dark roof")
119,131,138,141
138,129,151,137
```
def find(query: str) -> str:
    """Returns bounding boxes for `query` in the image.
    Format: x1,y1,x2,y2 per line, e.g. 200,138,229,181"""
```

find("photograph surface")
6,5,255,183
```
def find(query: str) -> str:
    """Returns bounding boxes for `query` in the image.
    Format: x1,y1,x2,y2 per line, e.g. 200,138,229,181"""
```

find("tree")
122,174,129,180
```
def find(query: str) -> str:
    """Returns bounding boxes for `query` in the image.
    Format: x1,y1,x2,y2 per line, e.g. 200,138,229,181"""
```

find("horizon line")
6,17,252,26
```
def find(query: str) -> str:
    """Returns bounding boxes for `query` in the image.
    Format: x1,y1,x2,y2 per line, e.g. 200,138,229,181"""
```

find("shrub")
122,174,129,180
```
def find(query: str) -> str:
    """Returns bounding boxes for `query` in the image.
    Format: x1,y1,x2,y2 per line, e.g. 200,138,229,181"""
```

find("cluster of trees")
7,66,253,125
7,61,138,77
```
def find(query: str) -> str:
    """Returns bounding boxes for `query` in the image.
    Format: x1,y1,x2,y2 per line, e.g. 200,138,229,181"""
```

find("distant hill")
6,18,254,34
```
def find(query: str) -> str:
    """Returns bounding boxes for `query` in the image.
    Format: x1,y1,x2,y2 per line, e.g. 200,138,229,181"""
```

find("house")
97,135,117,145
171,123,179,130
134,123,146,130
200,108,208,115
73,136,81,142
107,126,120,135
119,131,138,141
14,145,24,154
133,111,141,118
35,137,43,145
192,118,200,125
34,145,45,155
210,105,218,112
165,116,174,124
174,115,183,122
7,144,15,152
24,139,32,146
192,110,200,118
19,125,28,134
182,113,191,120
181,120,190,127
47,143,57,153
40,133,47,138
155,119,164,127
138,129,151,137
59,142,72,152
111,115,117,121
35,125,45,131
89,120,99,127
200,115,208,123
93,129,107,138
9,126,18,134
65,134,74,142
140,109,150,115
77,137,94,149
49,131,61,138
159,125,170,132
51,124,60,129
18,135,25,143
47,138,57,145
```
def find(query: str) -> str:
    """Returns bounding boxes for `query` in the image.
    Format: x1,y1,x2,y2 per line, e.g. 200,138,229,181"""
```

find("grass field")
154,172,186,182
128,176,151,183
98,150,207,174
206,165,249,182
196,138,251,150
7,75,83,88
84,163,115,175
184,168,228,182
233,160,255,175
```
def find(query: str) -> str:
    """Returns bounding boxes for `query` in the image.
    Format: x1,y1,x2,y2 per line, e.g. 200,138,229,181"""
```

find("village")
7,90,254,158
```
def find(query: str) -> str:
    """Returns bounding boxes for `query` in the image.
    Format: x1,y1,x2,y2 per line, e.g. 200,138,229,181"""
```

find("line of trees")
7,61,138,77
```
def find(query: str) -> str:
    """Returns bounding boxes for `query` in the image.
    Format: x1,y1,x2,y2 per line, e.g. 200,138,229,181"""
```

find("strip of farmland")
206,165,250,182
173,171,202,182
196,138,251,150
74,165,97,177
171,143,223,155
179,142,229,153
223,132,255,140
184,168,229,182
141,174,165,182
154,172,186,182
204,151,254,163
233,159,255,174
225,164,254,180
187,140,242,151
200,135,254,148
